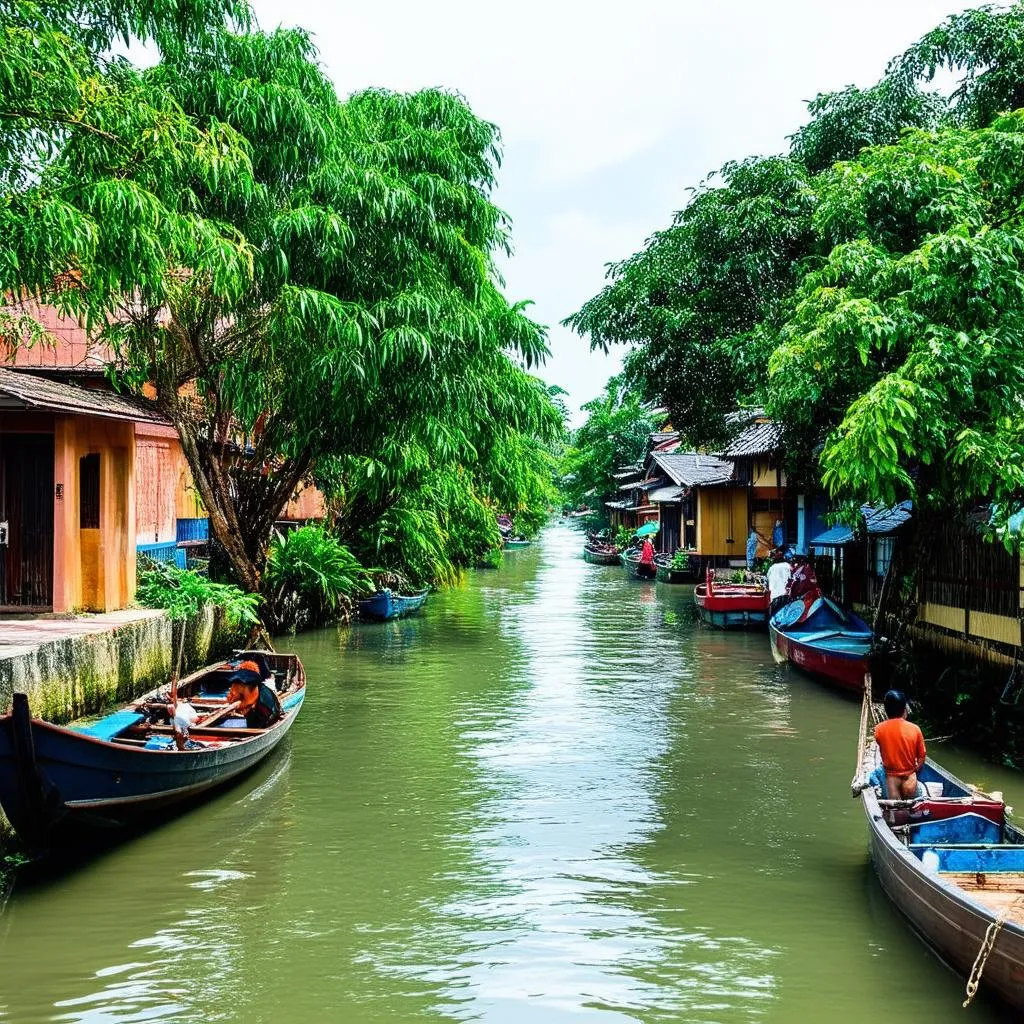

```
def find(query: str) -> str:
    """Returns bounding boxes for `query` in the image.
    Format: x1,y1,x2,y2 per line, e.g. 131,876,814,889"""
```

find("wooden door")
0,433,54,609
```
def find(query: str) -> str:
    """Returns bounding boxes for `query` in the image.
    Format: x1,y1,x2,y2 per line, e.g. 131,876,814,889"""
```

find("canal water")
0,523,1020,1023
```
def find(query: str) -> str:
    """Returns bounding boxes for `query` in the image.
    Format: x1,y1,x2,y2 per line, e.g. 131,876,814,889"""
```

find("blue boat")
0,650,305,850
358,588,429,621
769,591,873,692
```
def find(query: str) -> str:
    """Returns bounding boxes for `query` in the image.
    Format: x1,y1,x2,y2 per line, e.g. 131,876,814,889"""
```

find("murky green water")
0,523,1020,1022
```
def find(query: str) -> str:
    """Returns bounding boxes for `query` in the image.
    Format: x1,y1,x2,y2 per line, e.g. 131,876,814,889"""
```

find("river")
0,522,1020,1022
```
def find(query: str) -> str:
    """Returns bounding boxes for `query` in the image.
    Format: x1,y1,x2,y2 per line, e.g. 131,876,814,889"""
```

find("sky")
252,0,975,424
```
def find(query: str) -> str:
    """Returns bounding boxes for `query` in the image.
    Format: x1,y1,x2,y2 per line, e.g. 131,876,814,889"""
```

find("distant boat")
504,537,531,549
693,568,769,627
654,552,700,584
0,651,305,850
583,543,620,565
769,591,872,692
358,589,429,621
857,718,1024,1012
621,549,657,579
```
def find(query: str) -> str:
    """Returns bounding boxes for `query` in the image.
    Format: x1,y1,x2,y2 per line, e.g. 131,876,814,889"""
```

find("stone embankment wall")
0,607,228,725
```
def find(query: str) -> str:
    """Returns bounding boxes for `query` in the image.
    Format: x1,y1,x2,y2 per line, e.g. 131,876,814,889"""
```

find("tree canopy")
3,0,563,605
568,1,1024,523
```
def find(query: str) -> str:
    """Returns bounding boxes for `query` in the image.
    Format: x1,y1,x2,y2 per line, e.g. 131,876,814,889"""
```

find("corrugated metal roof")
611,467,641,480
0,368,167,424
810,501,913,547
651,451,734,487
720,420,782,458
604,500,629,510
648,485,684,503
864,500,912,535
810,524,856,546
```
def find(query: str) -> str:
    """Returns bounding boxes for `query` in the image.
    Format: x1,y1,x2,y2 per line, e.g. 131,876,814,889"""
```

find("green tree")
770,114,1024,515
560,376,655,511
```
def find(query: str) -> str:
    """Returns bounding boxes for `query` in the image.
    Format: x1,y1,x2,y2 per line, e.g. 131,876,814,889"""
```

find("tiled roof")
0,368,167,424
651,451,734,487
720,420,782,458
648,485,685,503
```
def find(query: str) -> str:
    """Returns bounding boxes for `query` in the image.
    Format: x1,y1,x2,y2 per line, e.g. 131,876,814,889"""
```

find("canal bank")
0,522,1020,1022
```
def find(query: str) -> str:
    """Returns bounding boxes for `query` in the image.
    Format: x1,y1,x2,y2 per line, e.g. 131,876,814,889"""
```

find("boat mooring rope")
851,672,872,797
963,895,1024,1007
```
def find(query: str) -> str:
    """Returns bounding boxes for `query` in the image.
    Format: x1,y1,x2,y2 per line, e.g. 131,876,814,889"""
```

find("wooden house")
0,300,325,612
646,450,743,561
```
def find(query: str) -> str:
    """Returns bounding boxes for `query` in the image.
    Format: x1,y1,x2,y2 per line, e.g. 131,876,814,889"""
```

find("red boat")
693,568,769,628
769,591,873,692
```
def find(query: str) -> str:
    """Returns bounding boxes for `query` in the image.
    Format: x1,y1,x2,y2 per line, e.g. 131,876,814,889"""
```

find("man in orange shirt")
873,689,927,800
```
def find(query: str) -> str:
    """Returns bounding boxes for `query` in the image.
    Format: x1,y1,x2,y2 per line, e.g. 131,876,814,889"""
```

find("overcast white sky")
253,0,974,424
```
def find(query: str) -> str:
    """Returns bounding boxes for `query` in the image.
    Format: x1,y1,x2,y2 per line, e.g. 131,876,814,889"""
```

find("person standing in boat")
766,551,793,616
639,534,656,568
227,662,282,729
874,690,926,800
787,554,819,601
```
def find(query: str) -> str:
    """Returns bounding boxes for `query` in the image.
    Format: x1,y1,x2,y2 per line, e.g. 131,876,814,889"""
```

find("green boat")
504,537,531,549
583,544,620,565
655,553,700,584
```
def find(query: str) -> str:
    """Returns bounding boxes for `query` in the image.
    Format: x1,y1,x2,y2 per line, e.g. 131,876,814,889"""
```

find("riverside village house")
0,299,323,615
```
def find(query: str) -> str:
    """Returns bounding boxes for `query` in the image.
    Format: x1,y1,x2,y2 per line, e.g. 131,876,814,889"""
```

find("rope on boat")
963,894,1024,1008
851,672,872,797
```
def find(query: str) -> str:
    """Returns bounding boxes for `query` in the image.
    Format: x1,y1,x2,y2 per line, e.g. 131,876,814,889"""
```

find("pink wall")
1,298,114,370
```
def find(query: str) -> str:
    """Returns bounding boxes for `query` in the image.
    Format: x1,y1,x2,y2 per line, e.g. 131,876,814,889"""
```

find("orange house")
1,302,325,612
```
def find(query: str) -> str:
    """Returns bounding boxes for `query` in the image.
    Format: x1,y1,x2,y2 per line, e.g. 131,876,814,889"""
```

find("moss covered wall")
0,607,226,725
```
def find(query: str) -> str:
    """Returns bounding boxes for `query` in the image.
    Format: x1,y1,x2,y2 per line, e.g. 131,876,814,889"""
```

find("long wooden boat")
358,588,429,621
583,544,620,566
856,722,1024,1011
0,650,305,849
621,549,657,580
693,568,768,627
769,591,872,692
654,553,700,584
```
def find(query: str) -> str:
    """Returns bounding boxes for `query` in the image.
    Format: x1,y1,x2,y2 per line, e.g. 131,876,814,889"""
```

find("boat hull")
693,586,769,628
655,562,698,584
769,623,870,691
0,655,305,849
583,546,620,566
863,784,1024,1011
621,553,657,579
504,539,531,549
358,590,429,621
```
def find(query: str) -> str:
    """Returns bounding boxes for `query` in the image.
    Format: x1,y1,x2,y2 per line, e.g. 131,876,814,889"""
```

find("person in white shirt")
766,553,793,617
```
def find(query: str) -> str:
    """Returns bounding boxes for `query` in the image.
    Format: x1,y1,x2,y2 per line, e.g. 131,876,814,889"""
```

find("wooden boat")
358,588,429,621
654,552,700,584
0,650,305,849
856,713,1024,1012
693,568,768,627
504,537,531,549
769,591,872,692
583,544,620,566
621,549,657,579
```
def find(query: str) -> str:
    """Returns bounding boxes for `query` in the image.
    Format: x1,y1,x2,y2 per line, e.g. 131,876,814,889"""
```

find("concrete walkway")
0,610,165,661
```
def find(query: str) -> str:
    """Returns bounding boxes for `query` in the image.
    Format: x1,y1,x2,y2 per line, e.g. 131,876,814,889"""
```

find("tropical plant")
670,550,691,571
264,525,372,631
136,555,260,625
5,5,559,613
560,376,655,510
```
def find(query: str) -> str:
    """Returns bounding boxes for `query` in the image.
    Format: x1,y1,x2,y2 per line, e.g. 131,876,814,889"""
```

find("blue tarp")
809,524,856,547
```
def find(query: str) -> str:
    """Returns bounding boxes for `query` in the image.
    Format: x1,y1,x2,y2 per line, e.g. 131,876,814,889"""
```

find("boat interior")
883,763,1024,924
68,652,303,752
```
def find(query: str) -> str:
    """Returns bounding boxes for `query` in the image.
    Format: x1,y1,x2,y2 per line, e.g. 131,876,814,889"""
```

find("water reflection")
0,522,1018,1022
